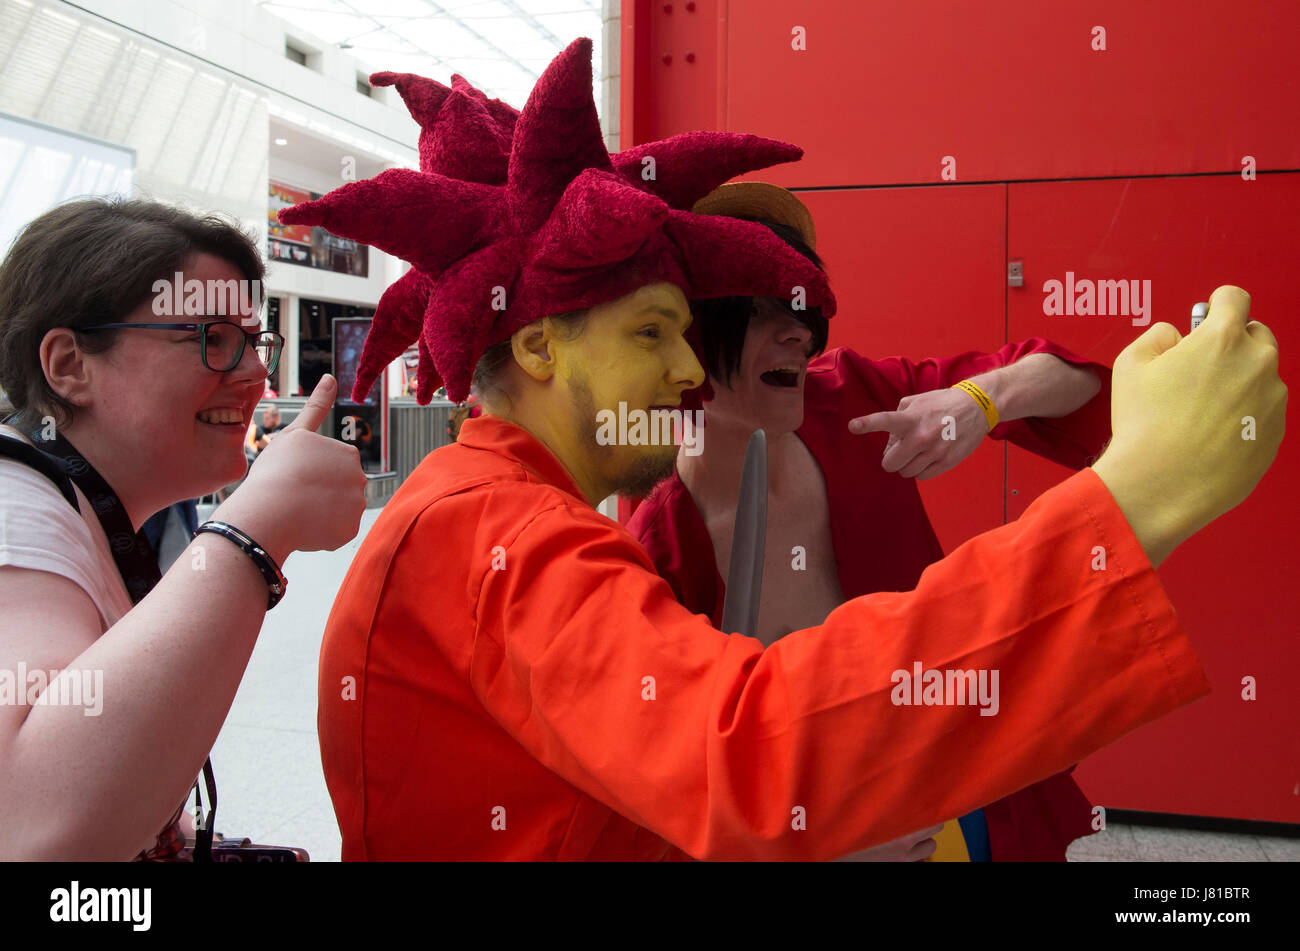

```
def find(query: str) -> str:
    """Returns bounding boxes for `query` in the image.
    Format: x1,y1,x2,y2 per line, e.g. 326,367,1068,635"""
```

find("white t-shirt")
0,456,133,631
0,448,187,857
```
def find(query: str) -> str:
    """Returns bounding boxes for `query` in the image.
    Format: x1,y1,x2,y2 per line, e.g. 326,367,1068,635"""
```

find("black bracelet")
193,521,288,609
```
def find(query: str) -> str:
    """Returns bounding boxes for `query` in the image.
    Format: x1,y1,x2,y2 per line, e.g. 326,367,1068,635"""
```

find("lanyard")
22,428,163,601
9,419,217,861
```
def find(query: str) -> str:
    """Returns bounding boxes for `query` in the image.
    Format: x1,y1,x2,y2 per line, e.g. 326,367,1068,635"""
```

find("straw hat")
691,181,817,250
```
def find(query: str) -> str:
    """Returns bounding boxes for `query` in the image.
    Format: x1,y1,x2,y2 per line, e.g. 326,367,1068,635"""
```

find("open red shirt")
318,408,1207,860
629,341,1114,860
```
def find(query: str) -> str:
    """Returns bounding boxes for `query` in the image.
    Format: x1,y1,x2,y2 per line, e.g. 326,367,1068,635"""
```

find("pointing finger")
850,410,908,436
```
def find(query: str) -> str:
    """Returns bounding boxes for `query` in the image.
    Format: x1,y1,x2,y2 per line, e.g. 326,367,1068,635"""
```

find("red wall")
622,0,1299,824
626,0,1300,183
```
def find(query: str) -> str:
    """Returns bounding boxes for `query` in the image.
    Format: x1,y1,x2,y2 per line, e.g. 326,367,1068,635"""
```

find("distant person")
251,405,286,455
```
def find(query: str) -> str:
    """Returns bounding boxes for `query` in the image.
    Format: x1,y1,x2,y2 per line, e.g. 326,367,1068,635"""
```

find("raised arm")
849,340,1112,476
475,286,1283,860
962,351,1100,422
0,377,366,860
475,465,1204,860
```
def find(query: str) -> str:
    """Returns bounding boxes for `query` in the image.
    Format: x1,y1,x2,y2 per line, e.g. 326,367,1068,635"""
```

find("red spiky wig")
279,38,835,404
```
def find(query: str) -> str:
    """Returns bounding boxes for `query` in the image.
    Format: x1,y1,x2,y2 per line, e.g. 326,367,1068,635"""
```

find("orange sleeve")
472,468,1209,861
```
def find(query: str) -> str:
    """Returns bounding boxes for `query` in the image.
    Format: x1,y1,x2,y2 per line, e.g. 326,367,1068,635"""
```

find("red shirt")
629,342,1113,859
318,411,1207,860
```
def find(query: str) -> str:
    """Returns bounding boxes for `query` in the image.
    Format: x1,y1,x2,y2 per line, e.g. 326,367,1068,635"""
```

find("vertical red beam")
619,0,644,147
617,0,642,526
619,0,723,146
715,0,729,130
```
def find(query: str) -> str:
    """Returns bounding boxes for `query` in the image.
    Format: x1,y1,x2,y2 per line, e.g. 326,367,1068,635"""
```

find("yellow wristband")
951,379,999,432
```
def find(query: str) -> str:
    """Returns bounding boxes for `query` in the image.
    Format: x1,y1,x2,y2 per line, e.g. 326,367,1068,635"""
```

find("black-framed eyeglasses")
80,321,284,375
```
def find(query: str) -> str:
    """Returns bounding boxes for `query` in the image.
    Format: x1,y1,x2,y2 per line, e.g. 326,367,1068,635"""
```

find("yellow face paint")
516,282,705,504
558,283,698,388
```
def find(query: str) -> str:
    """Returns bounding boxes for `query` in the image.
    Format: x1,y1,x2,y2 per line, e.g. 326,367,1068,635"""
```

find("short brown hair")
471,309,589,406
0,197,265,426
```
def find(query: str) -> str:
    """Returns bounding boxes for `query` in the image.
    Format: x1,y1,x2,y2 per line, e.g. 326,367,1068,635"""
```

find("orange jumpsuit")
318,414,1210,860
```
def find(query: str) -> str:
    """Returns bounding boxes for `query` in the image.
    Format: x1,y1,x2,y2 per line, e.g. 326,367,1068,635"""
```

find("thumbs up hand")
279,373,337,436
214,375,368,564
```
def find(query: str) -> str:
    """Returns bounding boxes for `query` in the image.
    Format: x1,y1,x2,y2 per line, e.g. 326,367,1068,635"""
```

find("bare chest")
706,441,844,647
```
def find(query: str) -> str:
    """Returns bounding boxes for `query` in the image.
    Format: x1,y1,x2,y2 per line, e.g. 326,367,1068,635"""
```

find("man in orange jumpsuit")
284,40,1286,860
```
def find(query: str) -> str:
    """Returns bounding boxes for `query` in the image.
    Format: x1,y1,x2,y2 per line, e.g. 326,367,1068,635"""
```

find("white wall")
0,0,270,230
0,113,134,253
51,0,417,154
0,0,417,308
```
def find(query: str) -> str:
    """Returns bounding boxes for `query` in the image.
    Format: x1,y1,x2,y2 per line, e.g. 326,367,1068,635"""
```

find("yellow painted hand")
1093,285,1286,567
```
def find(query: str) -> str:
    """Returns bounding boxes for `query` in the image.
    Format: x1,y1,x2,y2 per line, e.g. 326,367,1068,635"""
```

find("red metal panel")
719,0,1300,188
1007,173,1300,823
798,185,1007,555
620,0,723,147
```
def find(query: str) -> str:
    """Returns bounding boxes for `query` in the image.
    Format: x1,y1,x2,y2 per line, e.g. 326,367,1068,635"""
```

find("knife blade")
720,428,768,636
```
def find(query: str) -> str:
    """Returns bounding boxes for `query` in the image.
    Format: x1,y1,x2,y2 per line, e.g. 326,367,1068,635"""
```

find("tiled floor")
205,504,1298,863
1066,822,1300,862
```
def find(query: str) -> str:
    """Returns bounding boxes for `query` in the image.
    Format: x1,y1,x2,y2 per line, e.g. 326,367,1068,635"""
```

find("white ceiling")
259,0,604,112
270,117,390,183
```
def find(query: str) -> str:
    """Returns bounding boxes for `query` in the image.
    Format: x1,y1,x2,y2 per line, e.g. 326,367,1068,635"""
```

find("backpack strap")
0,433,81,513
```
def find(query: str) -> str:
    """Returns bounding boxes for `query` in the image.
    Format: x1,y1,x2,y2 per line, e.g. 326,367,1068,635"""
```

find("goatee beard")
612,448,678,499
572,377,679,499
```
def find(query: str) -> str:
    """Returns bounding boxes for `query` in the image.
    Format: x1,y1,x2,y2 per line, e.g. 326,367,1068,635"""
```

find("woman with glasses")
0,197,367,859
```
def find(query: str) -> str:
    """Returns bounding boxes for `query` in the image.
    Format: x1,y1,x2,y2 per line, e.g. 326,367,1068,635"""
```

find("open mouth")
760,367,801,388
196,408,246,426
